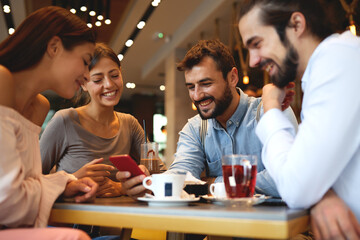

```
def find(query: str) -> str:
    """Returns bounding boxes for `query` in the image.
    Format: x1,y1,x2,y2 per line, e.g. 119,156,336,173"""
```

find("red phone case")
109,155,144,177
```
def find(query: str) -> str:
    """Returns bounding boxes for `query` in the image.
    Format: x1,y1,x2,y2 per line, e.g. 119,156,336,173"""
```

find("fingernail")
139,175,145,180
125,172,130,178
84,186,91,192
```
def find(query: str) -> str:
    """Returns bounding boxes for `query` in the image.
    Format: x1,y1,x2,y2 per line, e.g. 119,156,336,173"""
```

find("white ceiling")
109,0,240,100
0,0,240,100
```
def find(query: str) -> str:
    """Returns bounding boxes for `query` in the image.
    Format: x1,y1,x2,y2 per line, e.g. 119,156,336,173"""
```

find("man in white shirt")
238,0,360,239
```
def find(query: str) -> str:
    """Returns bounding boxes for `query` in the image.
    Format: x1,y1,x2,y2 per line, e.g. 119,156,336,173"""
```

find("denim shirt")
168,89,298,197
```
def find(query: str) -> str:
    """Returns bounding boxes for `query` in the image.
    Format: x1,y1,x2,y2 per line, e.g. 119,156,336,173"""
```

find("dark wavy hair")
75,43,121,105
177,39,236,80
89,43,120,71
238,0,335,43
0,6,96,72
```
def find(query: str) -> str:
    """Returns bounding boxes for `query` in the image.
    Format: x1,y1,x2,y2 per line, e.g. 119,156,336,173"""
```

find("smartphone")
109,155,144,177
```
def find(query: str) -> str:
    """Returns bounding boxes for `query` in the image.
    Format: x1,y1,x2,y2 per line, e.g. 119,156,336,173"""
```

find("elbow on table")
280,189,319,209
275,171,322,209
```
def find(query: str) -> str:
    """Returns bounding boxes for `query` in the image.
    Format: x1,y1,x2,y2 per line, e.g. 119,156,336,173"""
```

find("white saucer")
202,194,268,207
137,197,200,207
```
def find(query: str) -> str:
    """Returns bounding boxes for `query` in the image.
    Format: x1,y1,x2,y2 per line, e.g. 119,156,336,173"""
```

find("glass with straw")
141,120,161,174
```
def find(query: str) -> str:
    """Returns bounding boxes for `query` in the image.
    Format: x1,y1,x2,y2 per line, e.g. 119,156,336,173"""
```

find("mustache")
259,59,274,70
194,96,214,106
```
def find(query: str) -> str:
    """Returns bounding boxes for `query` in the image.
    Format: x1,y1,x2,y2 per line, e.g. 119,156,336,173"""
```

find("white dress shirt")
256,31,360,221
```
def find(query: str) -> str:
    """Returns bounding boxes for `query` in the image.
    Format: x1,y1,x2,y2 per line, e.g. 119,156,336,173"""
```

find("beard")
267,42,299,88
195,83,233,120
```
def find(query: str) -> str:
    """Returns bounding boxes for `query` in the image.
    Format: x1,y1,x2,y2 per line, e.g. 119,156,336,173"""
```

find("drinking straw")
143,119,147,143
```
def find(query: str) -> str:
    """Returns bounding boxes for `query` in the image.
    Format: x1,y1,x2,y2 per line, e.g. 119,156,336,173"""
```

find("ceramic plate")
137,197,200,207
202,194,268,207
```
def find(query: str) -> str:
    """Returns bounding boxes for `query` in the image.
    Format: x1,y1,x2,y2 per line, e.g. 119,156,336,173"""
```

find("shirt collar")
210,87,248,129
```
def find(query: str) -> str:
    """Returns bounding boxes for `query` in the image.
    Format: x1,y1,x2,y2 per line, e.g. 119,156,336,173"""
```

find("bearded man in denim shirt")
167,39,298,197
117,39,298,198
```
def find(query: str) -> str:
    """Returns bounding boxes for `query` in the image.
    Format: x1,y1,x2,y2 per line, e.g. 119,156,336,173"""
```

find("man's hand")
262,82,295,112
63,177,98,203
311,189,360,240
96,177,123,198
116,165,150,199
73,158,115,183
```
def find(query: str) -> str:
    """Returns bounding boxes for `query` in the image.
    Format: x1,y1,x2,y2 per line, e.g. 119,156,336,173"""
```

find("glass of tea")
221,154,257,198
140,142,161,174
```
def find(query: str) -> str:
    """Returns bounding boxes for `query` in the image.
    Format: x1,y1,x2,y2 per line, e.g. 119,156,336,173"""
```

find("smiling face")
52,41,95,99
82,57,123,108
185,56,233,120
239,6,299,87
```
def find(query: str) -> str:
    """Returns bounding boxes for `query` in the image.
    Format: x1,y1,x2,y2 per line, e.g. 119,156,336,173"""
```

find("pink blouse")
0,106,74,228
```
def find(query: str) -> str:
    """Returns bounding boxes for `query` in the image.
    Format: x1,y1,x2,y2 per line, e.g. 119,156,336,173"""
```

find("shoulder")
314,32,360,61
0,65,15,107
187,114,202,127
55,108,76,119
238,88,262,111
48,108,74,127
116,112,140,125
244,96,263,118
34,94,50,124
116,111,134,119
115,111,138,123
181,114,203,135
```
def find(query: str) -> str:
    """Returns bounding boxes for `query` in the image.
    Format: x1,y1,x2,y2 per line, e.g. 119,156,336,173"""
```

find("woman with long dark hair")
0,6,98,239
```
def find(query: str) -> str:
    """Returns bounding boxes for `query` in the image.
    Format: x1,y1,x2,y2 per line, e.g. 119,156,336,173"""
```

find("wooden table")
49,197,309,239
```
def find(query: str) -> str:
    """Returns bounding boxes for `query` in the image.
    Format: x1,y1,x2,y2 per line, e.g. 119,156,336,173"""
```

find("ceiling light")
105,19,111,25
350,24,356,36
80,6,87,12
159,85,165,91
243,75,249,85
118,1,158,61
137,21,146,29
126,82,136,89
95,21,101,27
118,54,124,61
87,23,93,28
70,8,76,14
151,0,161,7
125,39,133,47
3,5,11,13
97,15,104,20
89,10,96,16
192,103,197,111
8,28,15,35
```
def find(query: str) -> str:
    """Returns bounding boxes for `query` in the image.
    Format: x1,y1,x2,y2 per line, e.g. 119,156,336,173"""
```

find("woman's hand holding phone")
112,155,151,198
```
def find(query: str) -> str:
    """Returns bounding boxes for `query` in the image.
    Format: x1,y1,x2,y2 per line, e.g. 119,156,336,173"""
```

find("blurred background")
1,0,359,166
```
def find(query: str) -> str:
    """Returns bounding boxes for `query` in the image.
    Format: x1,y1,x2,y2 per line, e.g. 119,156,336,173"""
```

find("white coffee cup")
143,173,186,199
209,182,227,198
